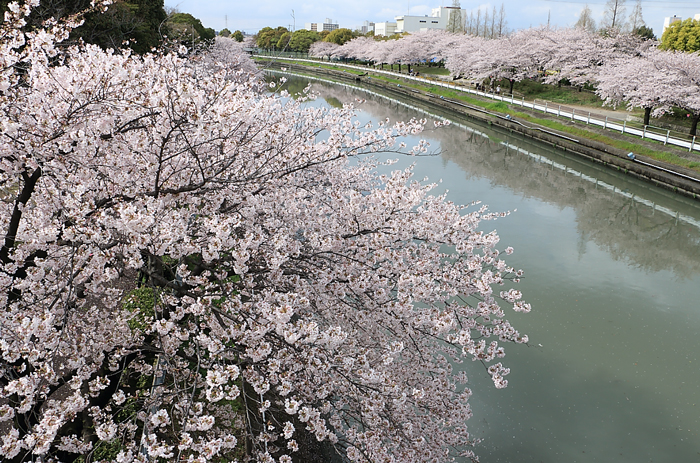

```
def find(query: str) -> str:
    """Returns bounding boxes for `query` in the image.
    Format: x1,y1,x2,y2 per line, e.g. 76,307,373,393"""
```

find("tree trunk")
691,113,699,137
398,63,401,73
643,107,651,126
509,79,514,95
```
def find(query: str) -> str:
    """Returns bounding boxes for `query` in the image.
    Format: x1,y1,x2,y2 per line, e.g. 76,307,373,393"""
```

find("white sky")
164,0,699,38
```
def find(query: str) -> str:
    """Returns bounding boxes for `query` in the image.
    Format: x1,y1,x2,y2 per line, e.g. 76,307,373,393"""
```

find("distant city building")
663,14,700,33
374,22,397,36
361,21,375,34
305,19,340,32
393,6,468,34
663,15,682,32
322,18,339,31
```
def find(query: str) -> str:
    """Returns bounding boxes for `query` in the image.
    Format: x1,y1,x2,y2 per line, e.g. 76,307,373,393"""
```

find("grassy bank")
258,58,700,173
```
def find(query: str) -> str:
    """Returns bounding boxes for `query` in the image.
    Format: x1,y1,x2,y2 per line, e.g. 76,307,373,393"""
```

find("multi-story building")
305,19,340,33
374,22,397,36
663,14,700,33
393,6,468,34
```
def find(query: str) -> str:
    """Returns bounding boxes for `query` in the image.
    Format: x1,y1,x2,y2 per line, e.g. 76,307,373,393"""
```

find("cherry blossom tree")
597,47,700,134
309,40,340,61
594,49,674,125
1,2,530,463
532,27,649,87
649,50,700,136
334,36,367,64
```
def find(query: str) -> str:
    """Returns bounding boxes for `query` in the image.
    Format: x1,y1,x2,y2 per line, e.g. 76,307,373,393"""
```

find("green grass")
515,114,700,171
503,78,604,107
485,101,510,112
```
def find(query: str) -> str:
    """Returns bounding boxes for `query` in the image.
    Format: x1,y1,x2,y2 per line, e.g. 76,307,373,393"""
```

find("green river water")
275,73,700,463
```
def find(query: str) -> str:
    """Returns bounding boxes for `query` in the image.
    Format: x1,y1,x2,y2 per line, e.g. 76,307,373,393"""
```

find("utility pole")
225,15,228,29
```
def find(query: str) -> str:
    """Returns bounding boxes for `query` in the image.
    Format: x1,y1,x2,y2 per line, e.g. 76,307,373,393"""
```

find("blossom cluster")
313,28,700,128
0,2,529,462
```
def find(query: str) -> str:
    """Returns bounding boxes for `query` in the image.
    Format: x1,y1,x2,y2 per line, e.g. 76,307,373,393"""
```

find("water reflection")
302,76,700,278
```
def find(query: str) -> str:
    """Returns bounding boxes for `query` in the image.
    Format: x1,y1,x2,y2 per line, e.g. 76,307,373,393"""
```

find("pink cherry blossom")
0,3,530,462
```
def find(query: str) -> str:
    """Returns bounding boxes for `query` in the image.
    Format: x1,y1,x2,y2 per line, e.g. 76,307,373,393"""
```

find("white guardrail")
257,56,700,154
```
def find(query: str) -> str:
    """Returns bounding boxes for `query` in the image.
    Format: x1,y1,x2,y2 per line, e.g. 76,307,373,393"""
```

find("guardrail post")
587,112,591,124
558,105,561,117
544,101,548,114
604,116,608,129
664,130,670,145
642,125,646,139
691,136,696,152
622,120,626,134
571,108,575,122
511,94,514,104
522,96,524,107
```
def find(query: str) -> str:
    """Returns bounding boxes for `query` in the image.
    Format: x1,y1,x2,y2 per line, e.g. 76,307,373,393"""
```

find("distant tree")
601,0,627,30
626,0,644,33
276,31,291,50
219,28,231,37
167,12,216,46
232,30,244,42
633,25,655,41
325,28,355,45
575,5,597,33
474,8,482,36
496,3,508,37
482,8,490,38
319,30,331,40
660,18,700,53
446,0,464,34
289,29,321,53
256,26,289,50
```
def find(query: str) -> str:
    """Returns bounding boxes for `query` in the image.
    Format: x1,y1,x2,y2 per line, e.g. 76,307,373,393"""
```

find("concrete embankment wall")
261,61,700,201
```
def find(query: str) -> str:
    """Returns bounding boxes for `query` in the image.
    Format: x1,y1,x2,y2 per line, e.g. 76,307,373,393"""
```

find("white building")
305,18,339,32
374,22,397,36
663,14,700,33
395,14,443,33
394,6,468,34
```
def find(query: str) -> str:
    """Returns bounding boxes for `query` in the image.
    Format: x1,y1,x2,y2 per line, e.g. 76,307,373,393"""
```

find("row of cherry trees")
1,1,530,462
311,28,700,135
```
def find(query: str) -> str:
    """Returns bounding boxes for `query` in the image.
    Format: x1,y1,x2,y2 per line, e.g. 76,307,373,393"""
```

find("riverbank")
258,59,700,201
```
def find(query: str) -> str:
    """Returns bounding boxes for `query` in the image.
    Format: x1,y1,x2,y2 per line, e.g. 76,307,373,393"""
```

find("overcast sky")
164,0,699,38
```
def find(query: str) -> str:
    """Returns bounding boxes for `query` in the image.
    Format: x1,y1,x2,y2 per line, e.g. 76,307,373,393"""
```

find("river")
272,73,700,463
